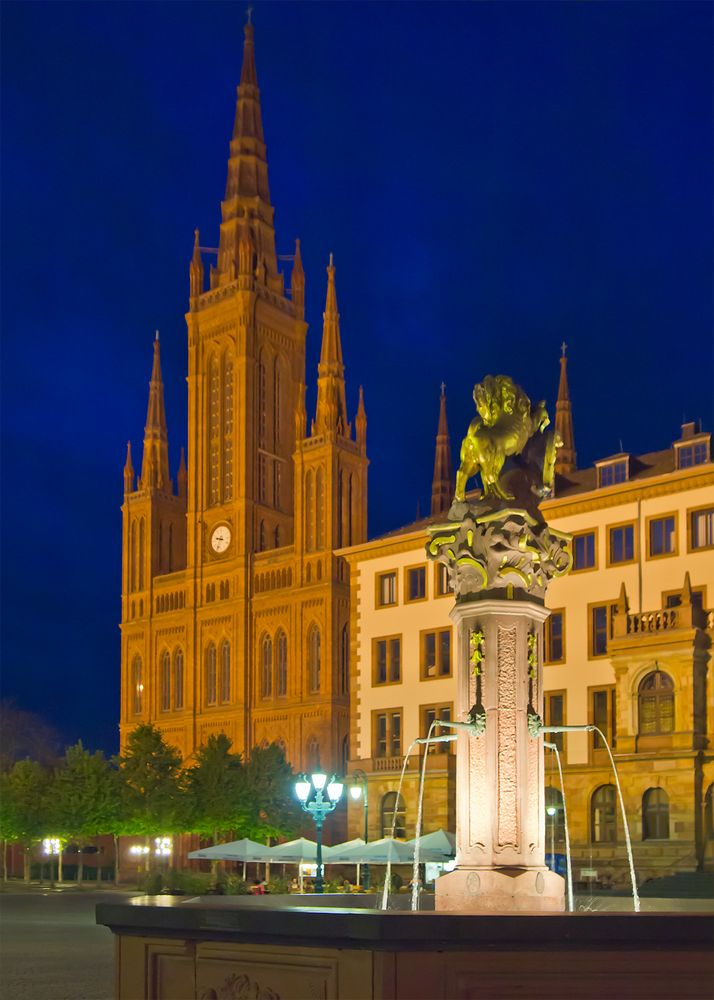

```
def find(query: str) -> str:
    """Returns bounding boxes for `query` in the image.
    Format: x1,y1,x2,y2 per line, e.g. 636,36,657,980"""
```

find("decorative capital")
427,508,572,602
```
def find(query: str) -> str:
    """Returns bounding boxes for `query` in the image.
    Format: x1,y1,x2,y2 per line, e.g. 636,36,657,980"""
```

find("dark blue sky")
2,2,712,753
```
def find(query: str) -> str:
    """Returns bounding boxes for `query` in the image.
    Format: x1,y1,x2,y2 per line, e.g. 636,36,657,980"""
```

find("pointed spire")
123,441,135,495
554,343,576,475
291,238,305,315
189,228,204,301
177,447,187,501
356,385,367,453
431,383,453,517
682,571,693,606
314,254,349,436
616,580,629,616
217,16,276,281
140,333,171,492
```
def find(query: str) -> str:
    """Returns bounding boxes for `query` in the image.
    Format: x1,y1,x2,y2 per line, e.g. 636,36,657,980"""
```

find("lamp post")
294,772,344,894
546,804,557,872
349,769,370,890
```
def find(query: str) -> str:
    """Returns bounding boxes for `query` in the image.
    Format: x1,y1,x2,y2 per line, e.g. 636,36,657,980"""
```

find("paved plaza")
0,890,133,1000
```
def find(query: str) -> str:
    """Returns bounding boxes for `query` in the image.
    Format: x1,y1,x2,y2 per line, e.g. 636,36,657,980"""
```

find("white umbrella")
187,838,275,863
334,837,413,864
323,838,366,863
407,829,455,862
270,838,332,863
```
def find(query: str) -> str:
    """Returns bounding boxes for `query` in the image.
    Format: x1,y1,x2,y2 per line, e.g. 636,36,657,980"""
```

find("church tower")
431,384,453,517
554,343,576,475
119,18,367,772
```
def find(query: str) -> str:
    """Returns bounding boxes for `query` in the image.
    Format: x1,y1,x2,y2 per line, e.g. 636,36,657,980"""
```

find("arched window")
274,525,280,548
220,640,231,703
138,519,145,589
276,630,288,697
316,468,324,549
705,784,714,841
308,625,321,693
223,355,233,501
381,791,406,839
337,470,343,547
273,357,281,451
208,355,220,505
131,655,143,714
160,650,171,711
258,520,265,552
341,734,349,775
173,649,184,710
261,635,273,698
205,643,217,706
306,736,320,772
130,521,137,592
257,353,267,449
305,471,314,551
638,671,674,735
340,624,349,695
545,786,565,845
348,474,353,545
591,785,616,843
168,523,173,573
642,787,669,840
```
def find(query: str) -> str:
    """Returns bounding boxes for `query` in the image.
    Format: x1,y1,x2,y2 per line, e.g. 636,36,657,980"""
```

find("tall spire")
189,228,204,302
356,385,367,453
314,254,348,436
177,447,187,501
291,238,305,316
140,332,171,492
554,343,576,475
431,383,453,517
123,441,135,495
217,15,276,281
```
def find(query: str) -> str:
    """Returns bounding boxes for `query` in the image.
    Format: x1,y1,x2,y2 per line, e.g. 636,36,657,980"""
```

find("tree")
183,733,250,842
118,724,183,867
241,743,301,842
0,700,62,771
47,743,122,885
0,760,50,881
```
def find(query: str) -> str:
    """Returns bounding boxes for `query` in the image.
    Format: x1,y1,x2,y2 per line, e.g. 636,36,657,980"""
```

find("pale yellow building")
120,23,366,775
343,360,714,883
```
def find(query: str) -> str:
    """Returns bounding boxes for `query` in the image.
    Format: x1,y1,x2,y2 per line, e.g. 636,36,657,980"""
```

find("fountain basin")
96,895,712,999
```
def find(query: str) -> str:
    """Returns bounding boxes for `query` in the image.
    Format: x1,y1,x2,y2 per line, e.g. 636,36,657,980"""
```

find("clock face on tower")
210,523,231,554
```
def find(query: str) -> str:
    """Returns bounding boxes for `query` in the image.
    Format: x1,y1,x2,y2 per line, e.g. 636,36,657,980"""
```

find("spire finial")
155,329,159,342
440,381,446,397
246,5,253,24
561,340,567,357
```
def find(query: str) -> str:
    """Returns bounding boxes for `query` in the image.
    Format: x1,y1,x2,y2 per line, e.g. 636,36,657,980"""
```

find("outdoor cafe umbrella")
406,829,456,862
269,838,331,864
332,836,413,864
187,838,275,863
321,838,366,863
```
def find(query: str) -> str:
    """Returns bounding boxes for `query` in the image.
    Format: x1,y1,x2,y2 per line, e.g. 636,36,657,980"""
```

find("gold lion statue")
455,375,557,502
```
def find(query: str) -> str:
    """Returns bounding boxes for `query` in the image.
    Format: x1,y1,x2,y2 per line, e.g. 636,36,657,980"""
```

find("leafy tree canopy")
118,723,183,836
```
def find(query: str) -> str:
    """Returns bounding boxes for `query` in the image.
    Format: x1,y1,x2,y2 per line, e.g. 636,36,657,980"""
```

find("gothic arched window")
337,470,343,548
160,650,171,711
173,649,184,710
348,474,353,545
205,643,217,706
258,520,265,552
276,630,288,697
305,471,314,552
220,640,231,703
223,355,234,501
591,785,616,843
341,734,349,775
131,655,143,715
306,736,320,772
642,787,669,840
261,635,273,698
138,519,145,589
316,468,324,549
308,625,321,693
273,357,281,451
638,671,674,736
381,791,406,839
130,521,137,592
208,355,220,505
257,352,267,449
340,624,349,695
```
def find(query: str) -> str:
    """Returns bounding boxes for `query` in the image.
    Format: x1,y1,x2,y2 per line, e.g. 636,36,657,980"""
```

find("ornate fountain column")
427,375,572,913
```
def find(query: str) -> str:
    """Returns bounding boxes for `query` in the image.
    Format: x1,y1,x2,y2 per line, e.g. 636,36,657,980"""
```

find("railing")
625,609,679,634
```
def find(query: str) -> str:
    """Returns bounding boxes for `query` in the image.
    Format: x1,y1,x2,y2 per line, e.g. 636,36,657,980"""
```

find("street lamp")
349,769,370,890
294,772,344,893
546,804,557,872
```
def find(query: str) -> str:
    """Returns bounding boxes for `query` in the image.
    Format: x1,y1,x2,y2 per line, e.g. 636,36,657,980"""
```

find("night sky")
2,2,712,754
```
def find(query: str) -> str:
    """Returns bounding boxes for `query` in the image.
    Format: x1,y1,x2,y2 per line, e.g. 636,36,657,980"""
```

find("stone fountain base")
436,865,564,913
97,896,713,999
